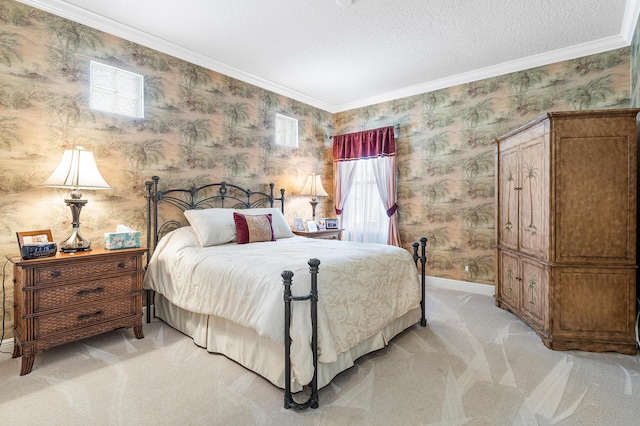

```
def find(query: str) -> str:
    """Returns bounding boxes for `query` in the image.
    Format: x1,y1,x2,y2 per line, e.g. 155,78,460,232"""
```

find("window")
275,113,298,147
90,61,144,118
341,159,389,244
333,126,400,246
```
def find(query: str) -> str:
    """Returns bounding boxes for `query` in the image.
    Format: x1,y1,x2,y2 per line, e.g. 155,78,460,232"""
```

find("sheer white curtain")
340,158,389,244
333,125,401,246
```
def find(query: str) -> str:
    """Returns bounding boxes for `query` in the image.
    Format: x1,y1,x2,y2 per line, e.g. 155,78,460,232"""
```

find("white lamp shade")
41,148,112,190
300,173,328,199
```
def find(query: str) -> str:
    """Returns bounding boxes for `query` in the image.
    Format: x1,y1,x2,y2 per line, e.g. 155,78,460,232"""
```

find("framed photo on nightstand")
293,217,305,231
326,218,338,229
17,229,53,248
16,229,56,260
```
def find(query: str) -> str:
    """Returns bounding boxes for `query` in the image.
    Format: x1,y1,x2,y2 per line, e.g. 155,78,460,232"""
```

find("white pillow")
237,207,295,239
184,208,237,246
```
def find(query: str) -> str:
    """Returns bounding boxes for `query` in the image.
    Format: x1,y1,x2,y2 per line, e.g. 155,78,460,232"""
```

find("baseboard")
0,336,13,353
425,275,495,297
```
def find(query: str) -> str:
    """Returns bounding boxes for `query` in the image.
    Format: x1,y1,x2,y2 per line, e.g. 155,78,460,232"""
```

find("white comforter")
143,227,421,384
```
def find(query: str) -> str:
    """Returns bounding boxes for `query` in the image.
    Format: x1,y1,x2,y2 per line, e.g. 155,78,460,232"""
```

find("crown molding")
16,0,335,112
16,0,640,114
334,34,631,112
622,0,640,42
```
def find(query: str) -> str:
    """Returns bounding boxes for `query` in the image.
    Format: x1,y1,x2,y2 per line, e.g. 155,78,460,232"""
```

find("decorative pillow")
233,212,276,244
238,207,295,239
233,212,275,244
184,208,237,247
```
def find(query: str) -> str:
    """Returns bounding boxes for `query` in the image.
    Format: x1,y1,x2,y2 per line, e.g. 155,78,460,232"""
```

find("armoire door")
498,145,519,252
519,256,548,327
518,133,548,261
498,249,520,310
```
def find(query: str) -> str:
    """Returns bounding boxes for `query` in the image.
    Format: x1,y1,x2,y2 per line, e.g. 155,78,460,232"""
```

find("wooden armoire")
495,108,638,355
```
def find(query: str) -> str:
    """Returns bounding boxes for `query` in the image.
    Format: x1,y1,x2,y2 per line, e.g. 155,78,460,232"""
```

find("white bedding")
143,226,421,385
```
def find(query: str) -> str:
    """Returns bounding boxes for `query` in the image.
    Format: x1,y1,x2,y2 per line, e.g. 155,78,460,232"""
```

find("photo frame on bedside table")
16,229,53,248
293,217,305,232
325,218,338,229
16,229,57,259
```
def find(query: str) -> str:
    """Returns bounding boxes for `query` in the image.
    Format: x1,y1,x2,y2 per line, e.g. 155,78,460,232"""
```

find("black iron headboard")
144,175,285,255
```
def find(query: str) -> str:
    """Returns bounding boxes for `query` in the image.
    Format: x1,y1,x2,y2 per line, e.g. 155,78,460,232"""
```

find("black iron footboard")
282,258,320,410
281,238,428,410
412,237,428,327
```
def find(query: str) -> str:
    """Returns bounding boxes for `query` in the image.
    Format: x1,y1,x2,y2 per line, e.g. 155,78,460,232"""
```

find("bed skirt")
154,293,421,392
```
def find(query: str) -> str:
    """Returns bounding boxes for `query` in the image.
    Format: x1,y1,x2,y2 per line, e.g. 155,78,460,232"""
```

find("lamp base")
309,200,318,222
59,227,92,253
60,198,91,253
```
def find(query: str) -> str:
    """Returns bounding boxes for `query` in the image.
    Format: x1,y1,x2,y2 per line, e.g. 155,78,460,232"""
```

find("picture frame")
16,229,53,249
316,218,326,230
325,218,339,229
307,220,318,232
293,217,305,232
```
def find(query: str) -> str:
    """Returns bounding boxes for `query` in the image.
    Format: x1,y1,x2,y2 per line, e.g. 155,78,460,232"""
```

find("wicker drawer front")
34,274,137,312
35,256,136,284
34,297,137,338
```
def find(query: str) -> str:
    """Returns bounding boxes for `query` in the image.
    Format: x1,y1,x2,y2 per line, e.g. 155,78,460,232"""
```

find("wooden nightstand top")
7,247,147,266
293,229,343,240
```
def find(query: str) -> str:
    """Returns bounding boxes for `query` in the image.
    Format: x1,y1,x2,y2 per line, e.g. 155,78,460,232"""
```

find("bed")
142,176,427,408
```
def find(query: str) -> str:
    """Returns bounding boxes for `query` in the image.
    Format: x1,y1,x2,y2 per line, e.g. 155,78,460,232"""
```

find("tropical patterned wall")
335,50,631,285
0,0,635,339
632,10,640,108
0,0,333,338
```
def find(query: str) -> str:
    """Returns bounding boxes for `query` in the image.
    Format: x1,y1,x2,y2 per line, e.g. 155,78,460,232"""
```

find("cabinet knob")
118,262,126,268
51,270,61,278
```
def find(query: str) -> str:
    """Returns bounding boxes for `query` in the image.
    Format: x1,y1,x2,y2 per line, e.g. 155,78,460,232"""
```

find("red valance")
333,126,396,161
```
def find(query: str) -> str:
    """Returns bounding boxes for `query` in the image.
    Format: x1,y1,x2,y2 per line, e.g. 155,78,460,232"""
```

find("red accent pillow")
233,212,275,244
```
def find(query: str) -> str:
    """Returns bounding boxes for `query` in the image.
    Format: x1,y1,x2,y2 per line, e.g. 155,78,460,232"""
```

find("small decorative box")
104,225,141,250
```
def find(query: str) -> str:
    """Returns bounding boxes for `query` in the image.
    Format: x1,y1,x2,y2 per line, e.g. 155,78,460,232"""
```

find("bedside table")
293,229,343,240
8,247,147,375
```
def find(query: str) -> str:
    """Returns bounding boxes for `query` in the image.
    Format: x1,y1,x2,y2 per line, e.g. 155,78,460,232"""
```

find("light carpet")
1,287,639,425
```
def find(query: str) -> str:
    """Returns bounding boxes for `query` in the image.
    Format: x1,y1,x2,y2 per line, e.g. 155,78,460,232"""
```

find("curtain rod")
329,124,400,140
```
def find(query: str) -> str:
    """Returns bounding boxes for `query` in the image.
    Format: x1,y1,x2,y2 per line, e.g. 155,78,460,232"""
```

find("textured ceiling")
17,0,640,112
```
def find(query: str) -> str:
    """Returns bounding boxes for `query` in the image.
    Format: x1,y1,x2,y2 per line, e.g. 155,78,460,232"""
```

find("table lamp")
300,173,328,221
41,146,112,252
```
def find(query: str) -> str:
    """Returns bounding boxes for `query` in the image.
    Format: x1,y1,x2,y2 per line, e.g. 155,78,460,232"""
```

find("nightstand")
9,247,147,375
293,229,343,240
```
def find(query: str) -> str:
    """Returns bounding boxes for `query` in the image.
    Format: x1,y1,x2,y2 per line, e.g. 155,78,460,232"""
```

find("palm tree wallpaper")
335,50,632,285
633,9,640,108
0,0,637,339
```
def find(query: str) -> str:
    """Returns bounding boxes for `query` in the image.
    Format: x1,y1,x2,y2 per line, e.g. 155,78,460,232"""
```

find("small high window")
90,61,144,118
275,113,298,147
